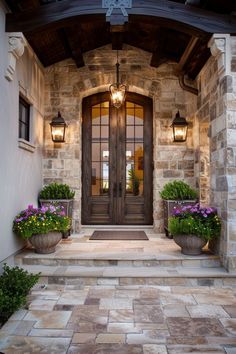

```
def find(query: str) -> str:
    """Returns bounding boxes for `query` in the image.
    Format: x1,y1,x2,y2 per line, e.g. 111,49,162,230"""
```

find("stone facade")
42,37,236,271
43,45,196,233
195,34,236,271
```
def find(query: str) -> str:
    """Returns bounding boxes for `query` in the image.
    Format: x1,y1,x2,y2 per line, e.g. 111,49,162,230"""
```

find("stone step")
15,251,221,268
19,264,236,287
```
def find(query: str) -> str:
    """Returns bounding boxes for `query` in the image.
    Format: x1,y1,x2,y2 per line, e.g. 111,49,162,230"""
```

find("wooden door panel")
82,92,153,225
82,93,113,224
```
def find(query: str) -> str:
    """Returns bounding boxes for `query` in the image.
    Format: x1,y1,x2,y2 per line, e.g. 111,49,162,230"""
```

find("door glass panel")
135,144,144,181
126,143,134,161
91,162,101,196
135,108,144,125
91,101,110,196
101,114,109,125
101,143,109,161
102,162,109,194
92,106,100,125
125,102,144,196
92,143,100,161
126,161,135,194
135,126,143,139
92,126,100,140
101,126,109,139
127,126,134,140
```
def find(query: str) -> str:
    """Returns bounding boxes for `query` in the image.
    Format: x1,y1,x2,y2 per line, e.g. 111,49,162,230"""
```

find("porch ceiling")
4,0,236,79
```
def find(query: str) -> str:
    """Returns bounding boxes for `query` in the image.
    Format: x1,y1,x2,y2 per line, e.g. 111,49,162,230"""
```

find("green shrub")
160,180,198,200
39,183,75,200
0,264,40,325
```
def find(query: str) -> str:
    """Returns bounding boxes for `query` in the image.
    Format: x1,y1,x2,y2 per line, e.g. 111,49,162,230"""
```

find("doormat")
89,230,148,240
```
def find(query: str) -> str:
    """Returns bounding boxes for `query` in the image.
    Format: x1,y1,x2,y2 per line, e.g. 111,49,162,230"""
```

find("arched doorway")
82,92,153,225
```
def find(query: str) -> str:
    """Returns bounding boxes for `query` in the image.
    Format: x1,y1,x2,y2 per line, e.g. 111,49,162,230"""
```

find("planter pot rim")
39,199,74,202
162,199,197,202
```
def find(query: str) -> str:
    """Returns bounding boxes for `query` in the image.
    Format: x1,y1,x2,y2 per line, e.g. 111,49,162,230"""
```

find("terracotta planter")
29,232,62,254
173,234,207,255
39,199,73,238
163,200,197,239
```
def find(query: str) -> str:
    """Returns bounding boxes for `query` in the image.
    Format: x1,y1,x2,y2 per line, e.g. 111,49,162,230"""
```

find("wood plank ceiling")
4,0,236,79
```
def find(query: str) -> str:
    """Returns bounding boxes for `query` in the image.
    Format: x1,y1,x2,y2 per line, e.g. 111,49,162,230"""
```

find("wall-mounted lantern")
50,111,67,143
171,111,188,142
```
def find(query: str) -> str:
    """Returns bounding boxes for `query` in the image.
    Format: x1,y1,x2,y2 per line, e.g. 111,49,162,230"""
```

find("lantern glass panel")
173,125,188,142
51,125,65,142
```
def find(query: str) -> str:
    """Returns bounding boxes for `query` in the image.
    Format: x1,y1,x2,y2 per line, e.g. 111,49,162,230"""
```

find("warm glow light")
50,112,67,143
173,127,187,141
52,127,64,142
171,111,188,142
103,150,109,158
109,53,126,109
110,83,126,109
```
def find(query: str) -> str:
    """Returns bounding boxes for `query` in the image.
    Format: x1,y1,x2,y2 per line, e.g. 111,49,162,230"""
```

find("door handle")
119,182,122,197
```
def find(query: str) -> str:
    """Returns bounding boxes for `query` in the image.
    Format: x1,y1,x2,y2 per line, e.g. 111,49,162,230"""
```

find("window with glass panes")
19,97,30,141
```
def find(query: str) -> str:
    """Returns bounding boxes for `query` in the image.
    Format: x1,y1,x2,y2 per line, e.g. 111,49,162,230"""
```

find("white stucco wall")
0,1,44,263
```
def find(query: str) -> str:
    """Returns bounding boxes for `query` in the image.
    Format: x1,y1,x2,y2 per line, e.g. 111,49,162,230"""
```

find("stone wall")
196,34,236,271
43,45,196,232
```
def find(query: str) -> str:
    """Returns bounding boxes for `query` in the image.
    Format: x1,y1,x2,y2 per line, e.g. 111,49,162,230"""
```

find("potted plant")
168,203,221,255
39,183,75,238
128,167,140,196
160,180,198,238
13,204,71,254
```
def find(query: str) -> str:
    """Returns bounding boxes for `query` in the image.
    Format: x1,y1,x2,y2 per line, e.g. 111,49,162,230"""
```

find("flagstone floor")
1,282,236,353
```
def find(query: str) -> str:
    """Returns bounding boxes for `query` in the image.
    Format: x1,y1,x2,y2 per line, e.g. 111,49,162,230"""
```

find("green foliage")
128,167,140,195
168,204,221,241
13,205,71,239
160,180,198,200
39,183,75,200
0,264,40,325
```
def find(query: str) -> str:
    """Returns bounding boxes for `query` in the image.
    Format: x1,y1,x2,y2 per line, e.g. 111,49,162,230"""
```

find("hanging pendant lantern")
171,111,188,142
109,51,126,109
50,111,67,143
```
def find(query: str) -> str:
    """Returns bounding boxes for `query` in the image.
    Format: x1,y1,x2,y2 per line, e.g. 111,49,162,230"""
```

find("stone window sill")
18,139,36,153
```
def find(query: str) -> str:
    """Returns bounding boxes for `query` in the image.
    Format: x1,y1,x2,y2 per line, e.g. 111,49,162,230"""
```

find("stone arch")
43,45,196,232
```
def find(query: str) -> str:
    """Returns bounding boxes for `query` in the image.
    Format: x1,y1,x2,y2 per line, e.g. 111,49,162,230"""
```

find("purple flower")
49,205,56,212
41,206,48,213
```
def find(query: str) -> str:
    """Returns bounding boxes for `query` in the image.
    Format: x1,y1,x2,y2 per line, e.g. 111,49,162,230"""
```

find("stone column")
208,34,236,271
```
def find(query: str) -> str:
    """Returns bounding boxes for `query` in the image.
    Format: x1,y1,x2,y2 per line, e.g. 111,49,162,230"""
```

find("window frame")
19,96,30,142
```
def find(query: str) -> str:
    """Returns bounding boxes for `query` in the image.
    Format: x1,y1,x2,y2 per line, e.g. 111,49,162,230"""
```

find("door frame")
82,91,153,225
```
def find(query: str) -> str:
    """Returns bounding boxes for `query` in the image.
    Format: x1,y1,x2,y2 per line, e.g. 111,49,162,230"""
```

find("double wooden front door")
82,92,153,225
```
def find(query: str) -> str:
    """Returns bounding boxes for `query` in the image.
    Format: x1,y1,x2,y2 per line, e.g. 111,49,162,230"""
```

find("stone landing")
0,231,235,353
14,231,236,287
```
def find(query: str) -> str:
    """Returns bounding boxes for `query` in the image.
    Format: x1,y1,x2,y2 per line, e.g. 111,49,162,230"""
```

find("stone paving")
1,283,236,353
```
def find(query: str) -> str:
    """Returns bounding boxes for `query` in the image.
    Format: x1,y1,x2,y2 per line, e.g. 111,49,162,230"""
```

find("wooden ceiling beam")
177,36,199,71
57,28,84,68
111,32,123,50
150,28,167,68
6,0,236,34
